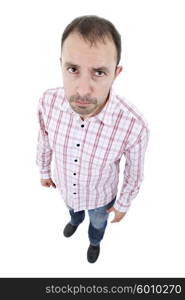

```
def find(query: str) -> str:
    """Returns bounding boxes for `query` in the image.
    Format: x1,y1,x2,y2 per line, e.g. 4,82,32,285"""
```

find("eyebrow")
64,62,110,73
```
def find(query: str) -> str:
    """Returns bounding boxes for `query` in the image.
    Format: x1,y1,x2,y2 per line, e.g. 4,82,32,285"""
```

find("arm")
36,95,53,180
107,125,149,221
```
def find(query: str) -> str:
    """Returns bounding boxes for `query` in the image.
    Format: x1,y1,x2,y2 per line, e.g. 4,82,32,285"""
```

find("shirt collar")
60,87,117,126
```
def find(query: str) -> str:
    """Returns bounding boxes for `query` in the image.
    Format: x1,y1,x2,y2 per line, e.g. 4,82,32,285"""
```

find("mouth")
76,101,91,106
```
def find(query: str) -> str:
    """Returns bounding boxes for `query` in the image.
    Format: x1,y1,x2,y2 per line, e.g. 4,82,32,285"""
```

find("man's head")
60,15,123,119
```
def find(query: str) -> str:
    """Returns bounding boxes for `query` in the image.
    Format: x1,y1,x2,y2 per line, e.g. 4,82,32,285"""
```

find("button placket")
72,121,85,196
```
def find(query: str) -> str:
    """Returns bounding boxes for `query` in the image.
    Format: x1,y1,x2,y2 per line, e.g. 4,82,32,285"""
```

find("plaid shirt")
36,87,149,212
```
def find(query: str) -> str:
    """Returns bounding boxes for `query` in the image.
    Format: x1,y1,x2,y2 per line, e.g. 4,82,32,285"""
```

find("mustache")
70,95,97,104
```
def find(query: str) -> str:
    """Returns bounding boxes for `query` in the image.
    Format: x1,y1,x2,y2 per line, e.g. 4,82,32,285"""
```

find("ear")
114,65,123,79
59,57,62,65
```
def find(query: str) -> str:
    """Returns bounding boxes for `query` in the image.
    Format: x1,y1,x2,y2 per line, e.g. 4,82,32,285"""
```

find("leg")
88,196,116,246
69,208,85,226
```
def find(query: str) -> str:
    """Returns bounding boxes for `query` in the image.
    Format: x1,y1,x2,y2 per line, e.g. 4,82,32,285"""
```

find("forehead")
62,32,117,66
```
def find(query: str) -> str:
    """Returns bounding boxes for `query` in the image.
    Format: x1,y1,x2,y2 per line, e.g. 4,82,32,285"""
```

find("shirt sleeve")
36,95,53,179
114,125,149,213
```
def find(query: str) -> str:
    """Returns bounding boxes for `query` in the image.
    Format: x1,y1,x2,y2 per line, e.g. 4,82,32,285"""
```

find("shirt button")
73,173,76,175
74,159,78,162
76,144,80,147
73,192,77,195
81,124,84,128
73,184,76,186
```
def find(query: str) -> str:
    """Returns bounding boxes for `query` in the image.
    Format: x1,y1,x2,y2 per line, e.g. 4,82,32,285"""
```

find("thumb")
51,181,56,188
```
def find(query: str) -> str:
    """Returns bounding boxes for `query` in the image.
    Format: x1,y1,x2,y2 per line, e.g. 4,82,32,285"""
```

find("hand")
40,178,56,188
106,206,126,223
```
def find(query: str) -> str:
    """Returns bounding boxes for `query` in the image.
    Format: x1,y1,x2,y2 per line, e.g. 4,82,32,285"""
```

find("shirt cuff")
40,170,51,179
113,198,130,213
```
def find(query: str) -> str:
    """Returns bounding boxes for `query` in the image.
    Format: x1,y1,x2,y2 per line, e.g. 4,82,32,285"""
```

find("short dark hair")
61,15,121,65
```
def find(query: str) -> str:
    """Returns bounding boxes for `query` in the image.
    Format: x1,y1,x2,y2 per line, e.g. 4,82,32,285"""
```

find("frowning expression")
60,32,122,119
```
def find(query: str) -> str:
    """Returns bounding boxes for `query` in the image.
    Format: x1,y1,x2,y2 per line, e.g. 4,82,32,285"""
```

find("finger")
111,218,118,223
111,217,122,223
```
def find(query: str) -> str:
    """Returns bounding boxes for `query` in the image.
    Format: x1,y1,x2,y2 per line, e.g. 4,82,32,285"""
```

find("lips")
76,101,90,105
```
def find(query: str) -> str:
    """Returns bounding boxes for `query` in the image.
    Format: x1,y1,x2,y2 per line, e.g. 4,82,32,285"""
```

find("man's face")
60,32,122,119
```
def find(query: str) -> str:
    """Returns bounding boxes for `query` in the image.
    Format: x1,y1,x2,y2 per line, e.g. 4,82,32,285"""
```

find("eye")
94,70,106,77
68,67,78,74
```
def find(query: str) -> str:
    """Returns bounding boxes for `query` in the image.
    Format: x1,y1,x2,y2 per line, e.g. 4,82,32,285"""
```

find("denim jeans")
68,196,116,246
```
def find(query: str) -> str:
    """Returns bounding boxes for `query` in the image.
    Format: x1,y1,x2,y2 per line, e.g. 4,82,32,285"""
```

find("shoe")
63,222,78,237
87,244,100,263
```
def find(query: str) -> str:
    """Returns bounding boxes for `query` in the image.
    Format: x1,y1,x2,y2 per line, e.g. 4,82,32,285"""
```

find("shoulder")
39,87,65,111
114,91,149,132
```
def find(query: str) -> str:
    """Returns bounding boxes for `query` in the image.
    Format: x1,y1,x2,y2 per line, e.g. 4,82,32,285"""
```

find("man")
36,15,149,263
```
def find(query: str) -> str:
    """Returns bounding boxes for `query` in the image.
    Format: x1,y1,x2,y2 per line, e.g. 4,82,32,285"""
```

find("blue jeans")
68,196,116,246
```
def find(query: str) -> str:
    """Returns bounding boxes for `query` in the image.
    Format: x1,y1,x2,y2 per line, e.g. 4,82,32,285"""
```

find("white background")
0,0,184,277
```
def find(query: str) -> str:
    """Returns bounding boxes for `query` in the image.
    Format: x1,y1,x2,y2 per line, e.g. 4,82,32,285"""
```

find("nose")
76,73,93,96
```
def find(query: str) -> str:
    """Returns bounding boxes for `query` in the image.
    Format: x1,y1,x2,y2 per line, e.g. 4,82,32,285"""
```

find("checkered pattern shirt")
36,87,149,212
